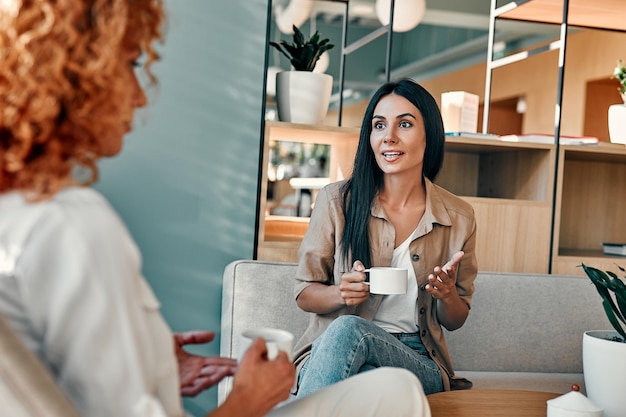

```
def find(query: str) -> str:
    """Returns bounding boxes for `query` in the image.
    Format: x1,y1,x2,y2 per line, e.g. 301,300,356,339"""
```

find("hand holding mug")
238,328,294,362
338,261,370,306
228,337,295,417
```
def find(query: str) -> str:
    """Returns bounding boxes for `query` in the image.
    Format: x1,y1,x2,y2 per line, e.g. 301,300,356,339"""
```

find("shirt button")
421,329,426,337
412,253,420,261
431,350,437,357
419,285,426,291
419,307,425,314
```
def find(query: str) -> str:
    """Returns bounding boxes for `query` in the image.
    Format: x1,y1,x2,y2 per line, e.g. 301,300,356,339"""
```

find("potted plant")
611,59,626,103
581,263,626,417
608,59,626,144
269,24,335,125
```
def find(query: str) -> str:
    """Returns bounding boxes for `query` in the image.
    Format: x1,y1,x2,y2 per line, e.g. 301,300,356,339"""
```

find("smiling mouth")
383,152,404,157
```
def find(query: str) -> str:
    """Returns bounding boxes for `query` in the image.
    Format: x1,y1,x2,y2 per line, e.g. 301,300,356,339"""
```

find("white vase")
582,330,626,417
275,71,333,125
608,102,626,144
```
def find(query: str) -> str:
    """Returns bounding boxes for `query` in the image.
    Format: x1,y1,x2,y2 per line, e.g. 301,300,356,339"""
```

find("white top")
372,230,419,333
0,187,183,417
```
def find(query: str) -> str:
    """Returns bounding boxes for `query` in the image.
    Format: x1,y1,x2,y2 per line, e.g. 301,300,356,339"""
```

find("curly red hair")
0,0,165,198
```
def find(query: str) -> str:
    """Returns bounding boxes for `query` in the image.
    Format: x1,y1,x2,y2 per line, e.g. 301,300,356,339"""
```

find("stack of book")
499,134,599,146
602,243,626,257
445,132,600,146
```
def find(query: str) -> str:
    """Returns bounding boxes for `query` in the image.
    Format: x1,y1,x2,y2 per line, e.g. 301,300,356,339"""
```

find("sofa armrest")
218,260,308,404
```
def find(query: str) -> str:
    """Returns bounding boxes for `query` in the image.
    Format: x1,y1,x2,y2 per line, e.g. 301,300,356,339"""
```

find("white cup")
365,267,408,294
238,327,294,362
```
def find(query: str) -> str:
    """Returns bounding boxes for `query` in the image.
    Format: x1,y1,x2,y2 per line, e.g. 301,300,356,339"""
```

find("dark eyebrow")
372,113,416,121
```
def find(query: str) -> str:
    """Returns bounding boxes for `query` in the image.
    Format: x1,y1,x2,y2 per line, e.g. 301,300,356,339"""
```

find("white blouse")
372,228,420,334
0,187,183,417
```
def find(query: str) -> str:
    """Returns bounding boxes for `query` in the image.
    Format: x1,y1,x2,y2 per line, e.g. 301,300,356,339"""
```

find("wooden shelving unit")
256,0,626,275
485,0,626,275
257,126,556,273
552,143,626,275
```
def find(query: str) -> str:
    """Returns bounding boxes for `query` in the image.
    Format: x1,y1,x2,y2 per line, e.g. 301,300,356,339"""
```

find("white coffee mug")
365,267,408,295
238,327,294,362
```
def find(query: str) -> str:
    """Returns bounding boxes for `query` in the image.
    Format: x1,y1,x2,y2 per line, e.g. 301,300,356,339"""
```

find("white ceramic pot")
275,71,333,125
582,330,626,417
608,103,626,144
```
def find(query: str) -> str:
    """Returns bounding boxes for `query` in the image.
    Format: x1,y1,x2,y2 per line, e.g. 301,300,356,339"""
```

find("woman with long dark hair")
293,78,478,397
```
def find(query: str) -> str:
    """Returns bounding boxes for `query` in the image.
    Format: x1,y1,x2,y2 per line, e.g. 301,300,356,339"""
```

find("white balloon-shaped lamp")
275,0,313,34
313,52,330,74
375,0,426,32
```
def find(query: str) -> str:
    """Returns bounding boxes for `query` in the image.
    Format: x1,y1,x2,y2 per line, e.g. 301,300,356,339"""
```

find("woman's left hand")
425,251,464,301
174,331,238,396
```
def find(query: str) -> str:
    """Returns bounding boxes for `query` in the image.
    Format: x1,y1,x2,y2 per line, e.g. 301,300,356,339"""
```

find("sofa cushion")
445,272,610,375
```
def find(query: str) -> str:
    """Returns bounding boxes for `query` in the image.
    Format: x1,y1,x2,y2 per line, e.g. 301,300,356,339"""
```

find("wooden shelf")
439,135,555,202
552,249,626,276
498,0,626,31
553,144,626,274
485,0,626,275
265,121,360,144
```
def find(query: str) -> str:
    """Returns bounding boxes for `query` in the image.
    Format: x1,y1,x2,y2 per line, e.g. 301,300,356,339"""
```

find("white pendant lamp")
274,0,313,34
375,0,426,32
313,51,330,74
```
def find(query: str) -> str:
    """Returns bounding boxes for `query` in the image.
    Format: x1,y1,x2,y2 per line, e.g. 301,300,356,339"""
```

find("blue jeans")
296,315,443,398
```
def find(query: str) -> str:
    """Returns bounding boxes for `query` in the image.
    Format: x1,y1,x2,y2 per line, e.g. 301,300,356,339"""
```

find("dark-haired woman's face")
369,93,426,178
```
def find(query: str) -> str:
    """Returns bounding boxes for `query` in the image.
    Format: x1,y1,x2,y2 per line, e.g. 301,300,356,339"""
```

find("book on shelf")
445,131,500,140
602,242,626,257
498,133,599,146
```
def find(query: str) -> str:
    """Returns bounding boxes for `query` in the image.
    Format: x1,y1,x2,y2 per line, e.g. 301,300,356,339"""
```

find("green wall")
94,1,269,414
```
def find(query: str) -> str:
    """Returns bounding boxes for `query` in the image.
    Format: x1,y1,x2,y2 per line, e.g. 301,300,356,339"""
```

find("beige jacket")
293,178,478,391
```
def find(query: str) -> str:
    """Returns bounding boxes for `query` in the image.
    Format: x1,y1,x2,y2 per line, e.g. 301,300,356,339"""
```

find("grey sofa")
219,259,611,402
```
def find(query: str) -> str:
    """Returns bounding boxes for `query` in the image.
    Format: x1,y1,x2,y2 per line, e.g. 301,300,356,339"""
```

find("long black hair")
340,78,445,267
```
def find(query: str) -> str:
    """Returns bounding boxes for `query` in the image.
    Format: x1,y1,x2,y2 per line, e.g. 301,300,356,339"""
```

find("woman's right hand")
296,261,371,314
212,338,295,417
339,260,370,306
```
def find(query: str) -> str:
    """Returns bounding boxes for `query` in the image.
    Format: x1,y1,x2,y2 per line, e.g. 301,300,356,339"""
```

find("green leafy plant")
611,59,626,96
581,263,626,342
269,25,335,72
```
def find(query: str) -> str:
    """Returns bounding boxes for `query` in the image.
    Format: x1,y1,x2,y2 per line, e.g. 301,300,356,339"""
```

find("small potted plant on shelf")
611,59,626,103
580,263,626,417
609,59,626,144
269,24,335,125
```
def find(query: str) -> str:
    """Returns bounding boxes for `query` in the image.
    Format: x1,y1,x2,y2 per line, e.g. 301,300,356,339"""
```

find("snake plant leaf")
269,24,335,72
582,263,626,342
293,25,305,46
603,298,626,340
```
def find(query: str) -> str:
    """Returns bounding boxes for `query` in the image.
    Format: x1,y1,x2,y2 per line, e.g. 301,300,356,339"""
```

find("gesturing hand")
426,251,464,301
174,331,237,397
